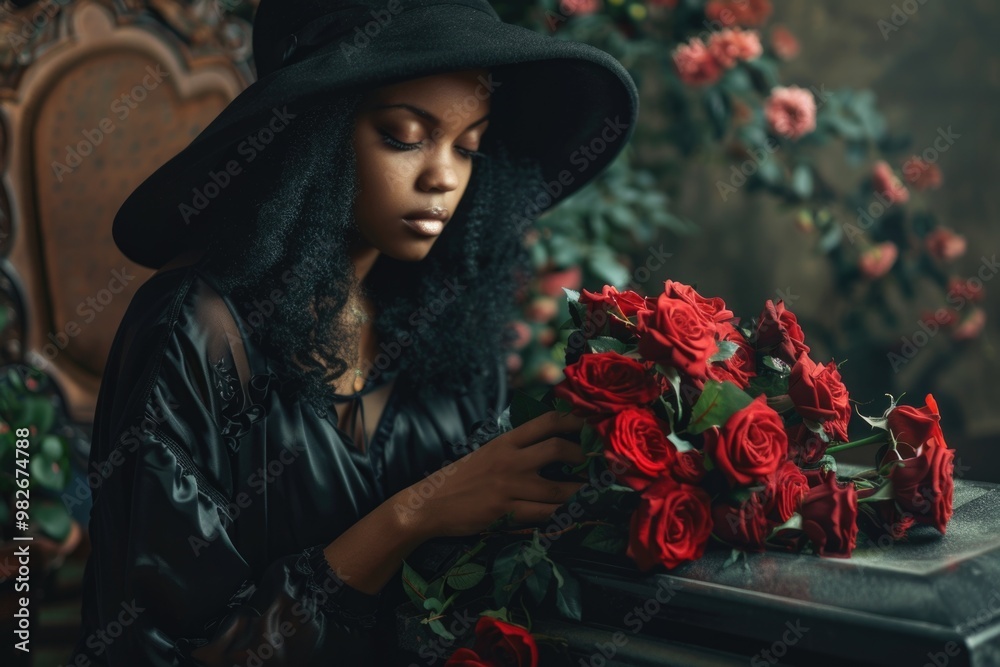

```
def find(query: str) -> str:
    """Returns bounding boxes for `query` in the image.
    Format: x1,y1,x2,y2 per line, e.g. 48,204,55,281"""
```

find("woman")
71,0,638,664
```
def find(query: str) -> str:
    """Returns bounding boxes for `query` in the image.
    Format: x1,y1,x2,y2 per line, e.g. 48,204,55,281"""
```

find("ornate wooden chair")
0,1,257,660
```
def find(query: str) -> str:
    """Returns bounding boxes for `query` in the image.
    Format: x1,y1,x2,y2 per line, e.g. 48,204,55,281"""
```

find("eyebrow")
369,103,490,131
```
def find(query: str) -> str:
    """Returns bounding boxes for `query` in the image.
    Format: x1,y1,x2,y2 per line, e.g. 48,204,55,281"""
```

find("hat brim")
113,3,639,269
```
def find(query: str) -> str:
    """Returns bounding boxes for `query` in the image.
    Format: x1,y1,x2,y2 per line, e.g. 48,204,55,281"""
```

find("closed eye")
378,130,487,160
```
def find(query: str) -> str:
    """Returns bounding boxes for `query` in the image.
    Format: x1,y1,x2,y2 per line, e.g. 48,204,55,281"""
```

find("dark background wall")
663,1,1000,480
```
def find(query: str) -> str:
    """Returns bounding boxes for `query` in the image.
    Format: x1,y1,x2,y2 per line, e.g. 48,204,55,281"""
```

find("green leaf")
23,395,55,434
655,364,684,418
563,287,581,303
525,559,553,605
402,560,429,607
426,576,445,601
768,513,803,537
445,562,487,591
587,336,630,354
791,164,814,199
746,373,790,398
422,598,457,640
553,396,574,415
556,316,578,332
721,548,744,570
34,501,71,542
567,297,589,330
708,340,739,363
818,223,843,253
30,450,69,492
686,380,754,435
762,356,791,375
40,434,65,460
579,525,627,554
492,543,528,608
552,562,583,621
587,247,630,287
579,422,604,456
666,431,695,453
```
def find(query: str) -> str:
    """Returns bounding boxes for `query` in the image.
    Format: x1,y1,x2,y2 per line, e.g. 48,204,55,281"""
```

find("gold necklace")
348,294,369,393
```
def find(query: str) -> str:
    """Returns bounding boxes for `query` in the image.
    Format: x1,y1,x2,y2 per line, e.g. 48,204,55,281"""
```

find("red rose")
755,299,810,365
595,408,677,492
636,293,718,379
798,468,858,557
799,466,827,488
627,476,713,571
554,352,662,416
579,286,650,338
445,616,538,667
712,493,772,552
703,394,788,487
662,280,734,323
673,449,707,485
867,499,916,541
886,394,943,449
762,460,810,522
787,353,851,442
881,438,955,534
785,422,828,467
707,322,756,389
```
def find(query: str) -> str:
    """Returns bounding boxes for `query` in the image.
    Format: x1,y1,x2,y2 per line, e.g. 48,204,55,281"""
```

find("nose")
416,140,461,193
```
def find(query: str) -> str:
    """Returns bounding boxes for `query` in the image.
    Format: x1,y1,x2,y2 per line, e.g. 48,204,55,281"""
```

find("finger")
510,411,585,449
514,477,585,505
509,499,568,526
520,437,586,469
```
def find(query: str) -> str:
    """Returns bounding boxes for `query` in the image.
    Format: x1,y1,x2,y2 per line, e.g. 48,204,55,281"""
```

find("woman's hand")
393,410,588,540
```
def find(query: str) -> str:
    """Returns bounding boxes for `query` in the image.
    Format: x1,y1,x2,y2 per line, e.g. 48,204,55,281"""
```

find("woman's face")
352,68,492,262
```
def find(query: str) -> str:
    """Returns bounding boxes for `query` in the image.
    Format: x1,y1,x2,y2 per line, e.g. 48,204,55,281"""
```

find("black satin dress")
68,255,507,665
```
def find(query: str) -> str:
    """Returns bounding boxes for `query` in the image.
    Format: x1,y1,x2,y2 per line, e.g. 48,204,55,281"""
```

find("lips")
402,206,449,237
401,218,445,236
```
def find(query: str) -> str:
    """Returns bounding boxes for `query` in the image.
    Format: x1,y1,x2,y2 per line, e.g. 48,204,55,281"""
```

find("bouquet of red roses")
550,280,957,570
406,280,957,665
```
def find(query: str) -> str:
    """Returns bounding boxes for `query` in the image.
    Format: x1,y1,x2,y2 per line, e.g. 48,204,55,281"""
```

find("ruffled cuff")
296,543,381,632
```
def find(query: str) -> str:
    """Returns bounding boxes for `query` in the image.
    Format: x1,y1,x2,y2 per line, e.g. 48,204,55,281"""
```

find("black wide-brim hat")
113,0,640,269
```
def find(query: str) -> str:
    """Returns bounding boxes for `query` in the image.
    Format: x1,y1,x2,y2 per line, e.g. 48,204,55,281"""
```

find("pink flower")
951,308,986,341
921,308,959,329
769,25,800,60
924,227,966,262
705,0,772,27
764,86,816,140
947,276,985,303
901,156,943,190
525,296,558,323
538,265,582,297
858,242,898,279
872,160,910,205
707,28,763,68
559,0,601,16
507,321,532,349
505,352,523,373
672,38,723,86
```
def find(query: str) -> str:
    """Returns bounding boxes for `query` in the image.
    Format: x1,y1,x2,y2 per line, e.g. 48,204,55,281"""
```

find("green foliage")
0,365,77,542
505,1,970,401
686,380,754,434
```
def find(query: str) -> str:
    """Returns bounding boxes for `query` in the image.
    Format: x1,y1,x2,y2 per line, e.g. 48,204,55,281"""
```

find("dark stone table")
397,468,1000,666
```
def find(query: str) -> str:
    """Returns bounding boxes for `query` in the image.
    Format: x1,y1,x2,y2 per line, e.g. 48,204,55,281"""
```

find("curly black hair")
197,87,545,417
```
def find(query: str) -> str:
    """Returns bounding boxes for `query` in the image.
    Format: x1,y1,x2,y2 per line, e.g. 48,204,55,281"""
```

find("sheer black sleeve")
69,272,383,666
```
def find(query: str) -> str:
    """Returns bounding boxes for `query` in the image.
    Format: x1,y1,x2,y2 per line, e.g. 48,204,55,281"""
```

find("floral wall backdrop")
661,1,1000,480
500,0,1000,482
